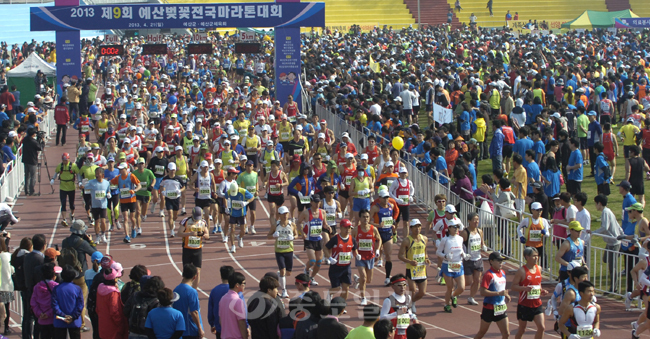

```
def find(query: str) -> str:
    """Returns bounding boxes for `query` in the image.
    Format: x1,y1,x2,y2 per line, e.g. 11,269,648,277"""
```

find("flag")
369,56,380,73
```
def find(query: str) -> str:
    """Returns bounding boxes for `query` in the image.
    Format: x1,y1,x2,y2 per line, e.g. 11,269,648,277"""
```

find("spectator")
0,237,13,335
87,256,110,339
406,324,427,339
566,137,584,197
52,265,84,339
54,96,69,146
1,137,15,164
247,275,283,339
346,304,381,339
208,265,237,338
451,166,473,203
10,85,20,117
173,264,205,339
84,252,103,290
219,272,248,339
31,262,59,339
23,233,46,339
316,296,348,339
0,87,14,115
96,261,128,339
144,287,185,339
373,319,395,339
489,120,504,172
592,194,623,293
10,236,31,336
22,127,42,196
511,154,528,215
121,264,148,304
294,291,327,339
123,275,165,337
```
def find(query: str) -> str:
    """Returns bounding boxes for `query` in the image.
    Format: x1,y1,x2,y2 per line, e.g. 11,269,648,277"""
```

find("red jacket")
0,92,15,111
54,104,69,125
96,284,128,339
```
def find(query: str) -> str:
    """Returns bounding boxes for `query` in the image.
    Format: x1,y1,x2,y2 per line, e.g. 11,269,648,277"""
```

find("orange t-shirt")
109,173,140,203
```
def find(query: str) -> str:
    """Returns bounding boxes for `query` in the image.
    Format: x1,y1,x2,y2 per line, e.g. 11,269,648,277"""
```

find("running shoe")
159,210,165,217
251,226,257,235
102,234,108,243
150,203,155,214
632,321,638,331
230,245,236,253
70,214,75,221
170,229,176,238
61,219,68,227
281,290,289,298
137,228,142,236
95,235,102,245
217,225,222,233
131,229,137,239
142,215,147,222
444,305,452,313
123,236,131,243
212,226,218,234
209,215,213,221
376,259,383,267
310,277,318,286
245,226,249,234
440,277,446,285
452,296,458,308
633,329,640,339
223,235,228,244
238,238,244,248
626,292,633,310
360,297,368,306
108,223,113,232
181,207,186,216
116,221,122,230
384,278,391,286
467,297,478,305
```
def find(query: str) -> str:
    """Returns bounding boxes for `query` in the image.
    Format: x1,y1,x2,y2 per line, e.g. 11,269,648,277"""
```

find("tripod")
36,140,54,196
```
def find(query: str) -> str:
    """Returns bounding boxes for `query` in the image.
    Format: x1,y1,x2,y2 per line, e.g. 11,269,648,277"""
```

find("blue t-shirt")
542,169,561,197
436,156,448,184
567,149,583,181
533,140,545,161
621,193,638,250
86,179,111,209
208,284,245,332
525,161,540,194
1,145,15,163
460,111,470,132
104,168,120,195
146,306,186,339
228,190,254,217
513,138,534,165
173,283,202,337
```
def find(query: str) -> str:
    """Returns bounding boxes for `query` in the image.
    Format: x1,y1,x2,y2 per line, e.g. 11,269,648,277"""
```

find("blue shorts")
352,198,371,212
379,231,393,244
355,257,375,269
154,177,163,190
441,263,464,278
328,264,351,288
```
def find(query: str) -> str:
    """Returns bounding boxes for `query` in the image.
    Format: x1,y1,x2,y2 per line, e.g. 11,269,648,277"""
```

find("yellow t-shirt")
512,166,528,199
620,124,640,146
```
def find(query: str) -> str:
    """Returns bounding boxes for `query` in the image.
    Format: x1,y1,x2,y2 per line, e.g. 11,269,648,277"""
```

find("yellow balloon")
392,136,404,150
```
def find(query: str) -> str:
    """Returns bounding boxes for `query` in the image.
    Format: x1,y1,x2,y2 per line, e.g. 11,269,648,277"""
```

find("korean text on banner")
275,27,302,112
433,104,453,125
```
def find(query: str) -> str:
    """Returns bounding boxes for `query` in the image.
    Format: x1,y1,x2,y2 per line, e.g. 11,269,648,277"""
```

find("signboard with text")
31,2,325,31
275,27,301,112
104,34,120,44
615,18,650,29
240,31,256,41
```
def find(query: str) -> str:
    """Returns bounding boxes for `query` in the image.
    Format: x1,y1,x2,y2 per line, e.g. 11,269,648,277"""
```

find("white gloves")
463,253,472,261
569,334,580,339
297,192,304,199
375,249,380,258
286,234,295,241
50,179,54,185
435,239,441,248
337,213,342,219
242,201,248,207
229,159,235,164
329,257,337,264
445,252,453,261
593,328,601,337
225,207,231,214
176,189,182,196
261,160,267,164
356,254,362,261
107,193,112,200
409,196,414,203
272,231,280,238
310,190,314,196
482,245,488,252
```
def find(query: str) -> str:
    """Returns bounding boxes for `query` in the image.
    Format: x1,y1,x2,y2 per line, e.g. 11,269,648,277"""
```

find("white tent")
7,52,55,78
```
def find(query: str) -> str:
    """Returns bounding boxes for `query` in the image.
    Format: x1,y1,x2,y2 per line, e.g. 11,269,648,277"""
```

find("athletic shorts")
268,194,285,206
396,205,410,222
136,195,151,204
328,264,351,288
604,151,615,162
441,263,464,278
91,208,107,220
597,183,611,196
138,150,148,159
154,177,164,190
218,198,228,215
405,268,427,283
631,182,645,196
324,224,337,235
83,193,92,211
165,198,180,211
463,259,484,276
248,200,257,211
304,240,322,251
566,180,582,195
195,198,212,209
379,231,393,244
182,248,202,268
481,306,508,323
503,144,513,158
402,109,413,116
229,215,245,225
355,257,375,269
516,304,543,322
297,199,308,212
247,154,259,167
352,198,371,212
236,69,244,75
339,190,349,199
425,104,433,112
579,137,588,150
120,202,136,213
275,252,294,272
107,194,119,210
624,145,633,158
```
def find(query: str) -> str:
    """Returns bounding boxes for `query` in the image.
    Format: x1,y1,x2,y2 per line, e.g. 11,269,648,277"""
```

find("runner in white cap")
189,160,217,231
147,146,169,217
160,162,186,237
399,218,431,313
268,206,297,298
389,166,414,238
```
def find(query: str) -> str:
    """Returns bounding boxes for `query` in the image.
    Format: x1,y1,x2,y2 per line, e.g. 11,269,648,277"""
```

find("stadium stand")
404,0,461,27
629,0,650,18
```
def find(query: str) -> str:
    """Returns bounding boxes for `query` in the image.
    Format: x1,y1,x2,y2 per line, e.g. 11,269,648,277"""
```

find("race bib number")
414,253,426,266
345,176,352,186
338,252,351,265
309,225,322,237
231,200,243,210
155,165,165,175
382,217,394,228
470,241,481,253
358,239,373,251
300,196,311,205
577,325,593,338
529,230,542,242
166,190,178,198
199,188,211,195
84,189,92,195
326,213,336,224
527,285,541,299
280,132,290,140
187,236,201,248
288,116,296,123
136,182,145,190
411,265,426,279
81,125,90,133
294,148,303,156
94,191,106,200
269,185,281,195
493,303,507,316
264,165,271,173
396,314,410,329
120,188,131,199
386,179,395,187
448,261,462,273
399,195,409,204
277,240,291,249
239,129,247,136
246,185,256,193
99,128,108,134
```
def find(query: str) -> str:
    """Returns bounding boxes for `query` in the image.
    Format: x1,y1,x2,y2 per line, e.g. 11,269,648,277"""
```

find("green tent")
561,10,639,29
6,52,55,108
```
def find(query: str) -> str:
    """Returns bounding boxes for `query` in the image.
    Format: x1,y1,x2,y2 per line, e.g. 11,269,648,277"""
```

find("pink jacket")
31,280,59,325
96,283,128,339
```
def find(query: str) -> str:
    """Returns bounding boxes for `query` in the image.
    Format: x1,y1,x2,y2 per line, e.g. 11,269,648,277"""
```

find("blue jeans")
491,155,503,172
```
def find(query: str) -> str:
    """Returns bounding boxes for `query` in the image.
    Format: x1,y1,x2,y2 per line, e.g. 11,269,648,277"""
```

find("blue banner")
55,30,81,99
31,2,324,31
274,27,302,113
615,18,650,29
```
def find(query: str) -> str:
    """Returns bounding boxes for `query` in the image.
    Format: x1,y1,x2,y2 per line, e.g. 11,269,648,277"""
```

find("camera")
36,130,47,145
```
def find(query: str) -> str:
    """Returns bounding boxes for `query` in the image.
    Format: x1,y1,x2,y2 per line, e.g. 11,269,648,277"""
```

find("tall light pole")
417,0,421,29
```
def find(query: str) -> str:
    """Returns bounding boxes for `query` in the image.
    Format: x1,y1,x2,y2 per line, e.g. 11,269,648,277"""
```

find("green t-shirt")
55,163,79,192
237,171,258,194
576,114,589,138
133,169,156,197
345,325,374,339
79,164,98,182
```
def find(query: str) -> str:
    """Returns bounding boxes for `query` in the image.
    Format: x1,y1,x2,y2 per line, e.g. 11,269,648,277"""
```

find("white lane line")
47,210,61,248
121,253,272,270
160,214,210,297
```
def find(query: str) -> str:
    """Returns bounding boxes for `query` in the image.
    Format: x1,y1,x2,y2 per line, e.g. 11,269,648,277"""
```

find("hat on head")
617,180,631,190
409,219,422,227
626,202,644,212
168,163,177,171
587,111,597,116
445,204,457,213
104,262,123,280
385,161,394,167
70,219,88,235
345,152,354,159
91,251,103,263
155,146,165,153
278,206,290,215
399,167,408,173
379,190,390,198
489,251,506,261
568,221,584,231
531,201,543,210
227,168,240,174
117,163,128,170
360,154,368,160
44,248,61,259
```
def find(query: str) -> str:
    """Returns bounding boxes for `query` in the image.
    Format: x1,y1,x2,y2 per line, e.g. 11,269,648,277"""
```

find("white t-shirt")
370,104,382,116
575,208,591,242
566,204,578,222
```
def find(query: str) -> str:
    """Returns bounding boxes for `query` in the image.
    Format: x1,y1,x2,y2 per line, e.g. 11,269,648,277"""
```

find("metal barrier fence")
313,103,633,299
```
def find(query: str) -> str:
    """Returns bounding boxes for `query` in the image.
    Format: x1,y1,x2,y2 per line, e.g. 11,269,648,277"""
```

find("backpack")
59,237,82,274
128,293,160,335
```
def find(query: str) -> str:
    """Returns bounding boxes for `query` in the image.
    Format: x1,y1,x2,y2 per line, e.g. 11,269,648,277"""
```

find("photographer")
0,202,19,236
22,127,43,196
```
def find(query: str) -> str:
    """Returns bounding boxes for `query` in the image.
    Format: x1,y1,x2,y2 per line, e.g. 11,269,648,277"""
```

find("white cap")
128,126,137,131
200,160,209,168
342,132,349,138
119,114,127,119
379,190,390,198
345,152,354,159
531,202,543,210
135,103,142,109
278,206,290,214
122,137,131,144
240,155,248,161
196,118,202,122
266,141,274,146
409,219,422,227
215,159,223,164
27,108,35,113
385,161,394,167
167,163,177,170
8,131,17,138
445,204,457,213
399,167,408,173
155,146,165,153
360,154,368,160
223,140,231,145
192,135,200,140
166,125,174,130
295,125,303,131
174,145,183,151
117,163,128,170
318,133,325,139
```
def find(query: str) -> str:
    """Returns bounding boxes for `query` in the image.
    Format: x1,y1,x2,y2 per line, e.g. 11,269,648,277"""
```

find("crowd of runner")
1,23,650,339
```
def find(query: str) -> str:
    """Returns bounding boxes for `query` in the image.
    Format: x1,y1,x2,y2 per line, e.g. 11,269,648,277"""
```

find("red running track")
4,137,647,339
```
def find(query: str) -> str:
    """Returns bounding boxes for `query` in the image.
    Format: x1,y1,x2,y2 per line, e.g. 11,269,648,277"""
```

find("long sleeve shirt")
592,207,622,246
0,203,18,223
489,129,504,157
